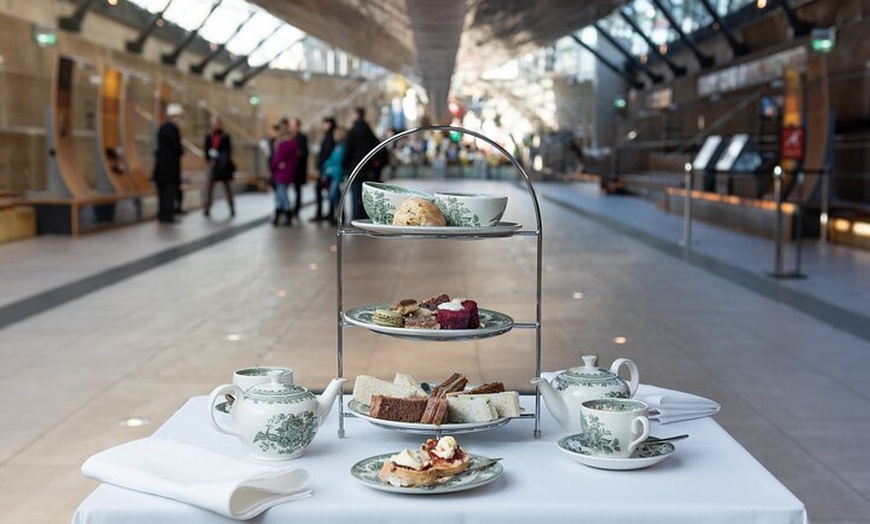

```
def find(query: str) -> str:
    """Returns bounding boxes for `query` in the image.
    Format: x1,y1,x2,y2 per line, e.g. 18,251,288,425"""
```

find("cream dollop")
437,302,463,312
432,436,458,459
391,448,429,470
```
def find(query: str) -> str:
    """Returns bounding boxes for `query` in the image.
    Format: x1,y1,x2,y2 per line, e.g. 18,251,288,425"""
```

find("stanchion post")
772,165,784,276
819,168,830,244
680,162,693,248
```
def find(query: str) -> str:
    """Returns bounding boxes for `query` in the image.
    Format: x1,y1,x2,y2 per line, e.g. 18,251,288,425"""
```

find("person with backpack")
342,107,387,220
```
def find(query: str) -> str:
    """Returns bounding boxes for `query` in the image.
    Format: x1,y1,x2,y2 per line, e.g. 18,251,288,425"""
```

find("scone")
378,449,437,487
392,197,446,226
422,436,469,477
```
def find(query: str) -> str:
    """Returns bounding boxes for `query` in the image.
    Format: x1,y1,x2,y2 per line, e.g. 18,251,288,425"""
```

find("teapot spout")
317,377,348,421
531,377,570,433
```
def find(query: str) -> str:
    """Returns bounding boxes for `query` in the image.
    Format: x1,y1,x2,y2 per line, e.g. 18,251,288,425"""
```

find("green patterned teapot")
208,371,346,460
532,355,639,433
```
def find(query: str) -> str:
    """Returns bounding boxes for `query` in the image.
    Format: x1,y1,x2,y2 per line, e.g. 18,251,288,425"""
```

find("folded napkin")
82,438,311,520
634,383,720,424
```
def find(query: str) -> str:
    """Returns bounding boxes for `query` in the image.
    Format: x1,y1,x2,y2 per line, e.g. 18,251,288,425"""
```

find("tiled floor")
0,179,868,524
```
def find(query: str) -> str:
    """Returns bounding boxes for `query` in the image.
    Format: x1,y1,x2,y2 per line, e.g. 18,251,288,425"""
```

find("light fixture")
614,336,628,345
572,292,584,300
308,263,318,270
227,333,242,341
119,417,150,427
277,290,287,298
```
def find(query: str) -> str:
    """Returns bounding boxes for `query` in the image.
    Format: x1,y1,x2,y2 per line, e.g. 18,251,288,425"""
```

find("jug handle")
610,358,640,397
207,384,241,436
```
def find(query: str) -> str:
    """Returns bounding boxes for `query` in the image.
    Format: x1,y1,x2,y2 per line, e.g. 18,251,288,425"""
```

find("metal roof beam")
190,10,256,76
697,0,749,56
593,23,663,84
619,10,687,77
58,0,99,33
233,36,305,88
161,0,222,66
570,34,643,90
214,23,284,83
126,1,172,55
650,0,715,68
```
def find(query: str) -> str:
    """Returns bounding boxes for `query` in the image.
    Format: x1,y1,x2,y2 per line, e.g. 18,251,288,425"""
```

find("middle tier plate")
344,304,514,341
347,399,512,434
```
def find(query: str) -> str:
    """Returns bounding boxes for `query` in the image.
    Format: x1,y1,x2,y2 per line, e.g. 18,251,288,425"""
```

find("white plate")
347,399,512,434
557,434,676,471
351,452,503,494
350,219,523,238
344,304,514,341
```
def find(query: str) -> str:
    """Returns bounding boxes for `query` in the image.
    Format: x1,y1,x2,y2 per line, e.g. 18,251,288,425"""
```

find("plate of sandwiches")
348,373,522,434
344,294,514,341
351,436,503,494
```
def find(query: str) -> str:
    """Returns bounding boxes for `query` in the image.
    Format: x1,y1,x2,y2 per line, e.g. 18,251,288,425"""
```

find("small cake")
403,309,439,329
378,448,437,487
389,298,419,316
372,308,404,328
421,436,469,477
420,293,451,311
459,299,480,329
369,395,428,422
392,197,446,227
436,301,471,330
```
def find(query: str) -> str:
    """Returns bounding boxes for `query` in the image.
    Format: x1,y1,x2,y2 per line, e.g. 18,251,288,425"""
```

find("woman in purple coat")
269,121,299,226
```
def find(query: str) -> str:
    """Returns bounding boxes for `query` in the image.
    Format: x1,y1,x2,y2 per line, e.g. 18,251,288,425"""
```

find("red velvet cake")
461,299,480,329
436,302,471,329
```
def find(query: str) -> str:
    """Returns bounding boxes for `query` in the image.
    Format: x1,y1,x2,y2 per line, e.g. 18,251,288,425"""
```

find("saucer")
557,434,675,471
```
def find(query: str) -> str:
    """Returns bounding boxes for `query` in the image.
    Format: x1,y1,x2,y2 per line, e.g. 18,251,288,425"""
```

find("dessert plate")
351,452,503,494
344,304,514,341
350,219,522,238
347,399,512,434
557,434,676,471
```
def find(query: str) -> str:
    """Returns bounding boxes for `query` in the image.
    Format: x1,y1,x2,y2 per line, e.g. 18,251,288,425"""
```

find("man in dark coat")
153,103,184,224
288,118,308,220
341,107,385,220
203,115,236,218
311,117,336,221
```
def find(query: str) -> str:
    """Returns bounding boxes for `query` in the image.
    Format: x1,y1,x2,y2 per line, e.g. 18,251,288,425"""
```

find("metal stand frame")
334,125,544,439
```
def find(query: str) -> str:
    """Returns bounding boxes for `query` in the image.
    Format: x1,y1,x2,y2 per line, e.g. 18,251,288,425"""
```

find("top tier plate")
344,304,514,341
350,220,522,238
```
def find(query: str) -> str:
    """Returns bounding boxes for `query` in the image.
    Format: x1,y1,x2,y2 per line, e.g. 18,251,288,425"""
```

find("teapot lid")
564,355,618,380
244,370,308,401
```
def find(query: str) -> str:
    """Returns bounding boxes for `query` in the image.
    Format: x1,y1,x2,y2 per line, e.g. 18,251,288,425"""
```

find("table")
72,396,807,524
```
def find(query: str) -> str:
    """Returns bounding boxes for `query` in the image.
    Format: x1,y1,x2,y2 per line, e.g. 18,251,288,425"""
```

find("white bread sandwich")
447,391,521,418
352,375,425,406
445,395,499,423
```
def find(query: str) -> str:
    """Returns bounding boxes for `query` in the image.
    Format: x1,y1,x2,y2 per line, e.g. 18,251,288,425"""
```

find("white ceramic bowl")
361,182,433,224
433,192,508,227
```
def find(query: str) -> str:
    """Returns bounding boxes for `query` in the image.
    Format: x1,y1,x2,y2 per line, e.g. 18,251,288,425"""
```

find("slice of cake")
369,395,428,422
420,397,448,424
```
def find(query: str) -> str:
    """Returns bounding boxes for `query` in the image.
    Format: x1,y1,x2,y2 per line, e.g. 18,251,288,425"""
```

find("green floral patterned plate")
344,304,514,341
350,452,503,494
557,433,675,471
350,219,522,238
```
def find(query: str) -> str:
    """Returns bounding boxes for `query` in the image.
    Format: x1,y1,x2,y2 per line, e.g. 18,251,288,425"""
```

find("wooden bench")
26,191,149,236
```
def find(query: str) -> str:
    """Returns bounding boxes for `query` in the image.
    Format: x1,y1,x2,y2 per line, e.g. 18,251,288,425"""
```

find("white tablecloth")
72,395,807,524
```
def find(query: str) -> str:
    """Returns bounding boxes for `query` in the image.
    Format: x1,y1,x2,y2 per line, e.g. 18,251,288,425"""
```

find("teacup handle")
207,384,241,436
627,416,650,454
611,358,640,397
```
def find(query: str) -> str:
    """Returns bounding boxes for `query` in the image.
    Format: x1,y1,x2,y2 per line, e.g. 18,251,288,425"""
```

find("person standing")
311,117,336,222
287,118,308,221
269,119,299,226
322,126,346,225
153,103,184,224
203,115,236,218
342,107,384,220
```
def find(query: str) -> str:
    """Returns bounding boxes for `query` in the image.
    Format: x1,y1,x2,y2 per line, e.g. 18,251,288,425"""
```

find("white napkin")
81,438,311,520
635,383,721,424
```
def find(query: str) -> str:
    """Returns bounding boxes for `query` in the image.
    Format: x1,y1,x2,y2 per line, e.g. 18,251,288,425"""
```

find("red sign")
780,127,805,160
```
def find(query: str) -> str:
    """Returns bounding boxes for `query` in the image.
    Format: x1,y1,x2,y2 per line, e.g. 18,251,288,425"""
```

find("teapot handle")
207,384,241,436
610,358,640,397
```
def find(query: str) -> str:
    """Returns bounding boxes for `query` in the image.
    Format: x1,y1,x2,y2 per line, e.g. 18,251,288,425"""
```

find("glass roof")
124,0,359,74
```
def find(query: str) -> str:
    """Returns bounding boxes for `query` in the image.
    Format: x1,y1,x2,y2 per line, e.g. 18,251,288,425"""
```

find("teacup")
580,398,650,458
233,366,294,392
433,192,507,227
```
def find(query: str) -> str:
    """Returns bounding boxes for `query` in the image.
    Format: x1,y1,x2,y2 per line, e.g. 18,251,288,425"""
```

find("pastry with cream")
378,436,469,487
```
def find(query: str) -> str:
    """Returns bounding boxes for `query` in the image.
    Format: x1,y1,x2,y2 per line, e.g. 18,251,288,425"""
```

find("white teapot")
532,355,639,433
208,370,347,460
